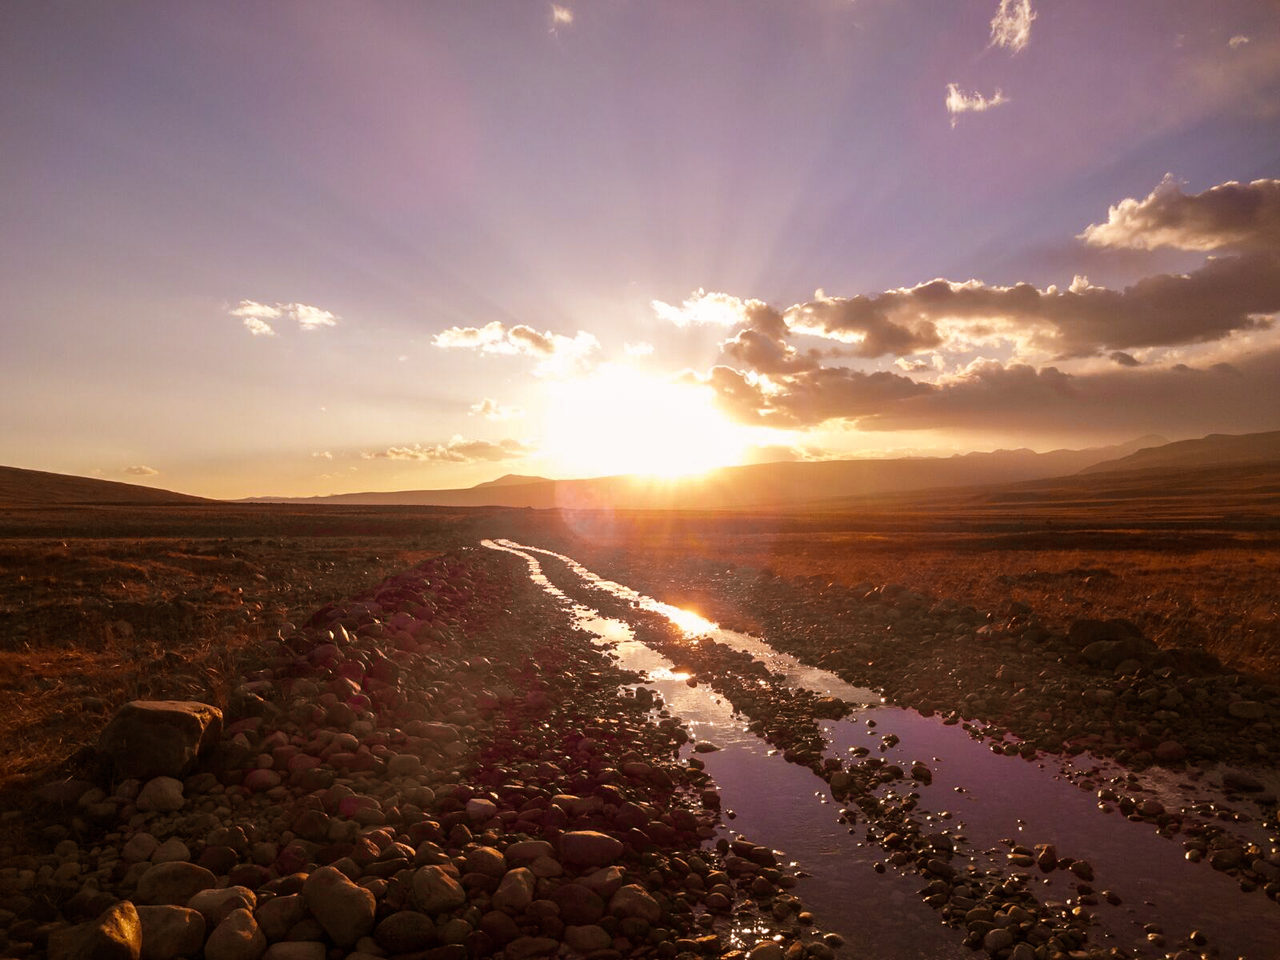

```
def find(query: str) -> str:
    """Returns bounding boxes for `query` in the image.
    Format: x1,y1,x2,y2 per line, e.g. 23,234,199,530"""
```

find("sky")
2,0,1278,499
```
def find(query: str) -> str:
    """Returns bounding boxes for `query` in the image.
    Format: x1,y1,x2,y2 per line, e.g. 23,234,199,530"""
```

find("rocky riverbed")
0,550,844,960
3,536,1278,960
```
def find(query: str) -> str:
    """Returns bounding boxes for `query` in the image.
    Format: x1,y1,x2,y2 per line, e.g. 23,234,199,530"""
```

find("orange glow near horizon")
542,366,760,478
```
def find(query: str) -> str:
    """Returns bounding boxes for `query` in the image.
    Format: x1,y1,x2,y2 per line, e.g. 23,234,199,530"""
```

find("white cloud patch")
433,320,599,376
550,4,573,27
470,398,524,421
945,84,1010,126
311,451,333,460
624,341,655,357
1229,35,1250,49
362,437,533,463
990,0,1035,53
123,465,159,476
231,300,338,334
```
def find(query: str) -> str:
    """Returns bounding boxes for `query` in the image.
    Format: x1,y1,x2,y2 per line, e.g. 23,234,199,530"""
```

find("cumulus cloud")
433,320,598,376
470,398,523,421
1080,176,1280,253
667,176,1280,437
990,0,1035,53
945,84,1009,126
362,437,533,463
123,465,159,476
230,299,338,334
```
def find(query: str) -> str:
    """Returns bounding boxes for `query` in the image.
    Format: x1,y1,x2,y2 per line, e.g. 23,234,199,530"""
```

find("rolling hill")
0,466,210,507
248,437,1167,511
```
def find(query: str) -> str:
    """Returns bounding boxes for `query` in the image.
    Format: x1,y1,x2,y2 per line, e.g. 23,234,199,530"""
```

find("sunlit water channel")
481,540,1278,959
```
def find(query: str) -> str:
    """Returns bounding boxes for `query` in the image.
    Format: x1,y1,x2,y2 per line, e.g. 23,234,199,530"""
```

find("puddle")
484,540,1280,959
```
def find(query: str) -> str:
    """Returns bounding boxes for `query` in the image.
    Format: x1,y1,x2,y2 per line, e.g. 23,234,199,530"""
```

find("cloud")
230,299,338,334
989,0,1035,53
1080,176,1280,253
311,450,333,459
670,176,1280,436
856,348,1280,438
945,84,1009,126
290,303,338,330
433,320,599,376
772,254,1280,360
362,437,533,463
1229,35,1250,49
550,4,573,27
123,465,159,476
624,341,655,357
470,398,523,421
687,364,930,428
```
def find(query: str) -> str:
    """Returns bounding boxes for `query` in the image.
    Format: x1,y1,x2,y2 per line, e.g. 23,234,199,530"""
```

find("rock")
983,928,1014,953
413,865,467,913
136,862,217,905
504,840,553,865
301,865,376,947
564,925,612,952
466,798,498,822
374,910,436,953
1222,768,1264,792
47,900,142,960
188,887,256,928
98,700,223,779
263,945,326,960
608,883,662,923
504,936,559,960
253,893,306,941
150,838,190,863
243,769,281,792
492,868,536,913
1154,740,1186,763
136,905,205,960
122,833,160,863
560,830,624,867
550,882,605,923
747,943,784,960
464,846,507,878
1229,700,1265,721
204,908,266,960
136,777,185,813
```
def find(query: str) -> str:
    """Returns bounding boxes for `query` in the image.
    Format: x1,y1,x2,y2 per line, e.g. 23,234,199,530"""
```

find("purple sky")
2,1,1278,497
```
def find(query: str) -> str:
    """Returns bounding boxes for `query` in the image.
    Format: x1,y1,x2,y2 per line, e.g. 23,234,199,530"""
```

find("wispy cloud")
945,84,1009,126
624,341,655,357
550,4,573,28
433,320,599,376
362,437,533,463
230,300,339,335
1229,35,1250,49
123,465,159,476
470,398,524,421
311,450,333,459
990,0,1035,53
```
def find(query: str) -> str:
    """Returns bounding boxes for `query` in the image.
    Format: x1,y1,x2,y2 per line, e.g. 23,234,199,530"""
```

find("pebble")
204,907,267,960
301,865,376,947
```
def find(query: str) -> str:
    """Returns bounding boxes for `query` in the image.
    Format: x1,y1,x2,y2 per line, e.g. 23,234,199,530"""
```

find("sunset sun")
542,367,755,478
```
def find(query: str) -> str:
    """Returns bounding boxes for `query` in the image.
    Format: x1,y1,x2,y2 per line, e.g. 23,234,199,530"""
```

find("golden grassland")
1,485,1277,797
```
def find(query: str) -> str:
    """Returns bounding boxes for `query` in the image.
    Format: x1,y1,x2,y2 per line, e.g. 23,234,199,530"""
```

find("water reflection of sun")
542,366,756,478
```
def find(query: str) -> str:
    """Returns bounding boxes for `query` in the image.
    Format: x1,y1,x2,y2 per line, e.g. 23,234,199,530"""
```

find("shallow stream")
482,539,1278,959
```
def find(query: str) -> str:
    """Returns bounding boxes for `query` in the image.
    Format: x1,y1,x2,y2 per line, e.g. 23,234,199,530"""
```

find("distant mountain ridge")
1081,430,1280,474
0,465,210,507
248,436,1170,511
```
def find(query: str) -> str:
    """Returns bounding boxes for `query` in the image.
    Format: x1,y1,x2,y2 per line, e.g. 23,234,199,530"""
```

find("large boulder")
135,905,204,960
47,901,142,960
98,701,223,779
